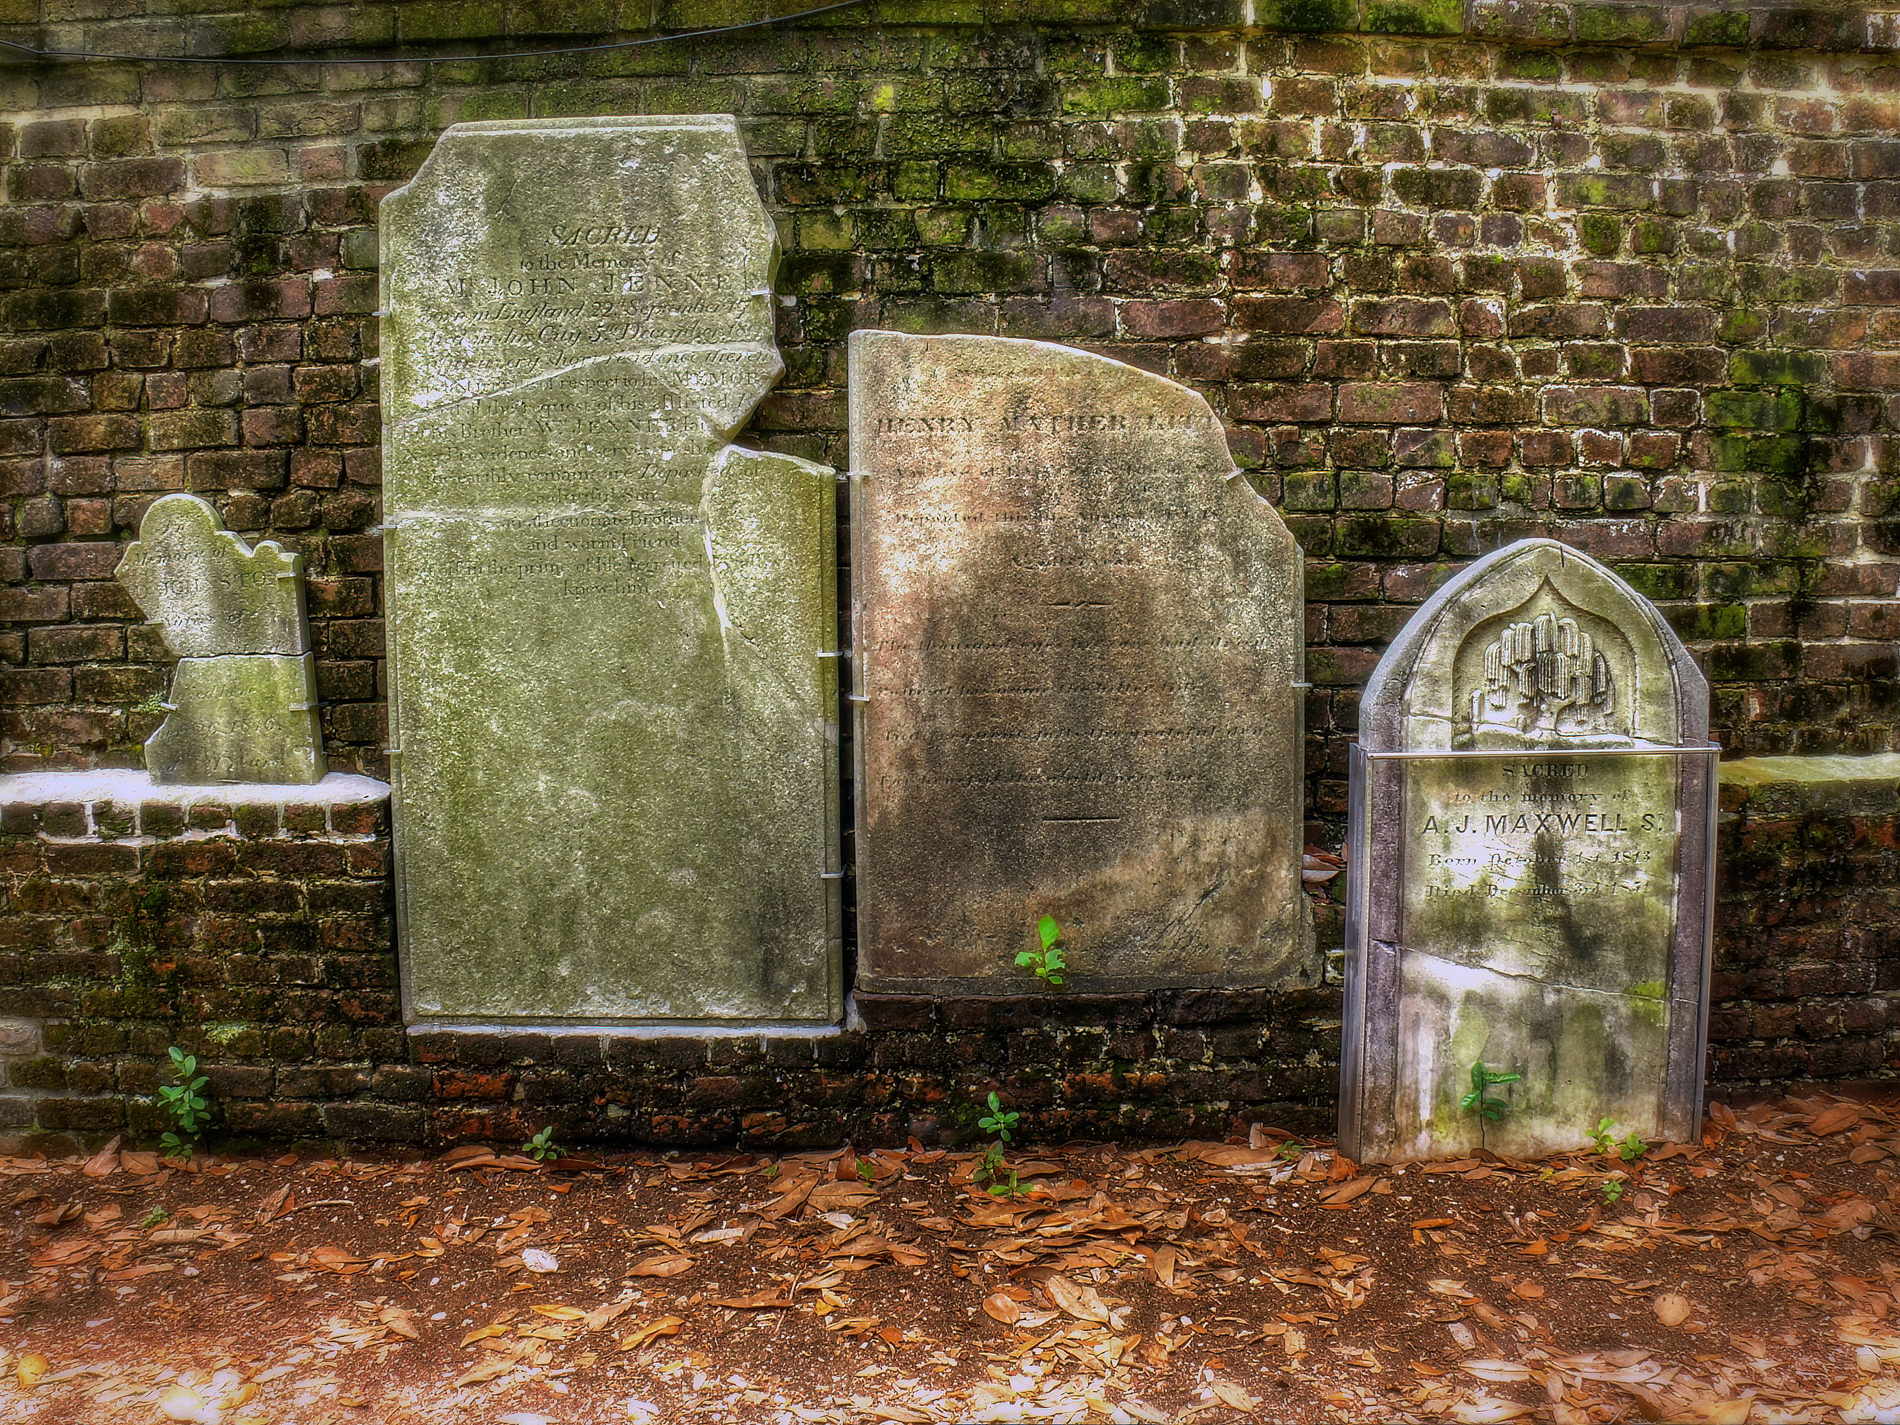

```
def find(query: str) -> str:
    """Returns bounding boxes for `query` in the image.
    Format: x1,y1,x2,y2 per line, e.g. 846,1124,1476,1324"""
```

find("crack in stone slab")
1404,945,1675,1004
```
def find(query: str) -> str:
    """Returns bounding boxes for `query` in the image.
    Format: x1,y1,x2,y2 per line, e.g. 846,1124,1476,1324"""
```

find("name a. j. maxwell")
1421,812,1661,834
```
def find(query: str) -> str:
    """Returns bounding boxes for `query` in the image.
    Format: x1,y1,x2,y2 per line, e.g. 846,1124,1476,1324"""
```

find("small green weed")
520,1126,562,1162
156,1046,208,1162
856,1159,876,1184
973,1143,1020,1198
1460,1060,1519,1149
1601,1177,1626,1206
1015,915,1067,988
141,1206,169,1229
978,1090,1019,1143
972,1091,1024,1198
1460,1061,1519,1124
1588,1117,1648,1162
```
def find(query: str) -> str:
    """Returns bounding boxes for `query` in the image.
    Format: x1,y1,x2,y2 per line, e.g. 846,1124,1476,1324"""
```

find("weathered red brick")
1337,382,1442,424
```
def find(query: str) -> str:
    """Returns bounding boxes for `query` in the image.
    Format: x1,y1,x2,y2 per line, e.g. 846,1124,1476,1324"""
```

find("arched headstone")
1341,539,1714,1162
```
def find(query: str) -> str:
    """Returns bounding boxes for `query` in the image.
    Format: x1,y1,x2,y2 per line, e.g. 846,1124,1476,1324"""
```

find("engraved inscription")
381,117,838,1025
852,330,1307,991
1400,753,1681,982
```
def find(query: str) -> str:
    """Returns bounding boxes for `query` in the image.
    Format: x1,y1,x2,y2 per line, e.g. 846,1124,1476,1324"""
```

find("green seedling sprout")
1459,1061,1520,1148
157,1046,209,1162
1589,1117,1648,1162
973,1091,1024,1198
1016,915,1067,987
1460,1061,1520,1122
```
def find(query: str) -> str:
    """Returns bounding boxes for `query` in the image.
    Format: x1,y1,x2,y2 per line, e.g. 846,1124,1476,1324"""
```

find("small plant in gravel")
1016,915,1067,988
1589,1117,1649,1161
156,1046,209,1162
521,1126,562,1162
972,1091,1023,1198
1601,1177,1627,1206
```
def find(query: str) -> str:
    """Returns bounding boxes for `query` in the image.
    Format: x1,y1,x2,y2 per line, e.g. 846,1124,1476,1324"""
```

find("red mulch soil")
2,1092,1899,1423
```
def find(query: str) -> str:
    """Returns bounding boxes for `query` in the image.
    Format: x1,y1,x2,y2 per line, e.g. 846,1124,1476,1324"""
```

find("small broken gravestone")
1340,538,1714,1163
380,116,840,1025
850,330,1310,994
115,493,325,785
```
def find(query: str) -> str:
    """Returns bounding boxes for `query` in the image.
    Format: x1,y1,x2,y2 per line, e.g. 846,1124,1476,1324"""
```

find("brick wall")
5,3,1900,1146
0,776,398,1145
0,757,1891,1151
1,1,1898,821
0,778,1345,1150
1711,754,1900,1087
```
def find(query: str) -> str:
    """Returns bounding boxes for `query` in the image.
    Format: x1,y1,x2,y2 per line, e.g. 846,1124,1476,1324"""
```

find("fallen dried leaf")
982,1292,1022,1325
1211,1379,1260,1411
1653,1292,1693,1327
619,1316,685,1351
1045,1273,1112,1325
1461,1358,1534,1383
625,1253,694,1278
158,1386,216,1422
1809,1103,1862,1136
1316,1176,1377,1207
454,1356,517,1387
582,1298,635,1332
1450,1396,1534,1423
309,1244,368,1275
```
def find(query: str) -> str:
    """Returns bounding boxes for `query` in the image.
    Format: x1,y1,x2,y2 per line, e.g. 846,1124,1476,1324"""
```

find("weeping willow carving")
1468,610,1617,744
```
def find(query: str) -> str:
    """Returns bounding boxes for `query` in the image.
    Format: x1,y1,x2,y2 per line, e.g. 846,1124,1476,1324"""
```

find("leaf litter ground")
4,1091,1900,1423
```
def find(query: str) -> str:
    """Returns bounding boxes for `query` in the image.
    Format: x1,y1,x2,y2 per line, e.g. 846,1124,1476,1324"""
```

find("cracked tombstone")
380,117,840,1024
850,331,1310,994
115,493,325,785
1340,539,1714,1163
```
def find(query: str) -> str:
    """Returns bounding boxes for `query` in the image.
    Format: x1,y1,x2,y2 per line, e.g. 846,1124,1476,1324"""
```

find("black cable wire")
0,0,867,65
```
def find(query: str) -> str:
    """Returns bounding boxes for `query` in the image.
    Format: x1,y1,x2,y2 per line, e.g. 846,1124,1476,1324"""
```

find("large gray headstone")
850,331,1310,994
380,117,840,1025
116,493,324,785
1341,539,1713,1163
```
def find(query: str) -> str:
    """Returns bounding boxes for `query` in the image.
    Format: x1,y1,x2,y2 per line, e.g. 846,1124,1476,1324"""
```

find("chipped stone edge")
845,327,1311,995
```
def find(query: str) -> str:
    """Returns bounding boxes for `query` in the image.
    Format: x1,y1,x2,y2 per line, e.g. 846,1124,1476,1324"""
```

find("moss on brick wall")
1,1,1898,828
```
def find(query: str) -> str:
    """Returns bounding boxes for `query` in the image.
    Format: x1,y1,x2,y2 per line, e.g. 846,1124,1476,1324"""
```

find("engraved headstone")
380,117,839,1025
1340,539,1714,1163
850,331,1310,993
115,493,324,785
